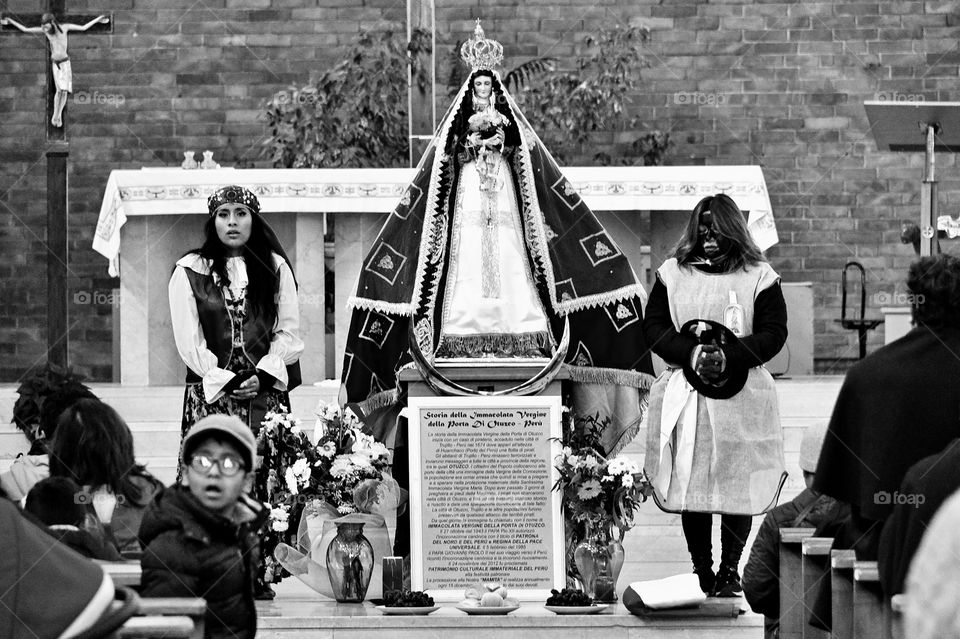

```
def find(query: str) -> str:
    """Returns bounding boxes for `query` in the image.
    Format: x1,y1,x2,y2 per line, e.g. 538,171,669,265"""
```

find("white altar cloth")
92,165,778,276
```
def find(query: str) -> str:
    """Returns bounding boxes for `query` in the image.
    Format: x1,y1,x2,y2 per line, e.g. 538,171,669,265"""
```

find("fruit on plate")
460,582,518,607
383,589,434,607
480,592,503,607
545,588,593,607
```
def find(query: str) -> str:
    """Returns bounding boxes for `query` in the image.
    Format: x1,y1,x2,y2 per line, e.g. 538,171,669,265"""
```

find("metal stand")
865,101,960,257
835,262,883,360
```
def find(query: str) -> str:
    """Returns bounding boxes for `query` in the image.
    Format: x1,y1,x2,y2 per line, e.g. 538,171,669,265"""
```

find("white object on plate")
544,604,609,615
628,573,707,609
375,605,439,616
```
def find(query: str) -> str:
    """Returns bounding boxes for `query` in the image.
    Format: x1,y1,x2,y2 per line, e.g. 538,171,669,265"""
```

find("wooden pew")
779,527,816,639
800,537,833,638
830,549,857,639
138,598,206,638
853,561,891,639
96,560,142,588
119,598,206,639
890,594,905,639
118,616,196,638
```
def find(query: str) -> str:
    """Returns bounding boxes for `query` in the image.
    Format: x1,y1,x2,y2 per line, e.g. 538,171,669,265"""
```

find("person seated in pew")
810,254,960,630
742,422,849,638
140,415,267,639
903,487,960,639
25,476,122,561
878,437,960,596
0,380,98,502
49,398,164,556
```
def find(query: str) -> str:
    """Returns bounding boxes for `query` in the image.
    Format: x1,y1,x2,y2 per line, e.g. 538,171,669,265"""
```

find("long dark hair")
49,399,153,504
445,69,520,156
673,193,765,271
190,208,290,329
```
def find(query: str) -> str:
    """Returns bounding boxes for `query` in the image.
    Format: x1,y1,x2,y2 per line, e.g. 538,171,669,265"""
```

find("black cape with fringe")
341,137,653,413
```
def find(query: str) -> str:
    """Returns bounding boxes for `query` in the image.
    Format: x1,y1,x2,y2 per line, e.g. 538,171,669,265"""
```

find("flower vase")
573,522,606,598
602,536,626,603
573,524,625,603
325,522,374,603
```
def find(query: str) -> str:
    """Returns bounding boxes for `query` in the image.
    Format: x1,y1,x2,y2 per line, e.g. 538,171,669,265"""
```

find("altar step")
255,579,764,638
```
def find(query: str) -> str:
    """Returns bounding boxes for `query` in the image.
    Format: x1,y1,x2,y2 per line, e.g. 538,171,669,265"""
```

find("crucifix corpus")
1,3,111,368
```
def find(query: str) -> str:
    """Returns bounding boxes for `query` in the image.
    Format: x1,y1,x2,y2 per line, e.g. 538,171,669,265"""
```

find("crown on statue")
460,19,503,71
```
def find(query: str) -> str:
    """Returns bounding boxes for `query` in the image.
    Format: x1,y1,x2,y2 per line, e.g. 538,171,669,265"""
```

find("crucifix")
1,2,111,368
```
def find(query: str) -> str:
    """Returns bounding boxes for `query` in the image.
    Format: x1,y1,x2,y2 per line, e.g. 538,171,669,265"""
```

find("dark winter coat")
742,488,848,637
878,439,960,596
139,485,267,639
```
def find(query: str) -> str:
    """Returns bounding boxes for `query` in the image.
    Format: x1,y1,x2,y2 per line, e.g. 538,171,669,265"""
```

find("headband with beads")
207,185,260,216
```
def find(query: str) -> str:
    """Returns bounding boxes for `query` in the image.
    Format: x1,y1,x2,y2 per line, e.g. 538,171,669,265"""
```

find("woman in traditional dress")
341,21,654,455
169,184,303,596
643,193,787,597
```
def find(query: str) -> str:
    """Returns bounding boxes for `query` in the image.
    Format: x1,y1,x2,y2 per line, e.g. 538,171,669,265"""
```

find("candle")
382,556,404,597
594,577,615,603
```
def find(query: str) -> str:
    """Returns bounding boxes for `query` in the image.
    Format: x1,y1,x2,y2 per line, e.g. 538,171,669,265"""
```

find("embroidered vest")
183,268,272,383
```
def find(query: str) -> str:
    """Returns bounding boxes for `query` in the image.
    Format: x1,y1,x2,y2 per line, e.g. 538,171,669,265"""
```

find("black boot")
712,562,742,597
692,555,715,595
713,514,751,597
681,512,715,594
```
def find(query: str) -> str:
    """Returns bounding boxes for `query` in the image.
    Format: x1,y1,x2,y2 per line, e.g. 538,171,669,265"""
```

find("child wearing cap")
741,422,850,638
139,415,267,639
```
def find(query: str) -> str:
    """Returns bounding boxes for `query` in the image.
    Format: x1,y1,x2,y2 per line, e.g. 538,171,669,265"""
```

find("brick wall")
1,0,957,381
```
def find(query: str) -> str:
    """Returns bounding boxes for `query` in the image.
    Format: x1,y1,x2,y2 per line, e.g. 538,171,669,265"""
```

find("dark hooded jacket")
139,485,267,639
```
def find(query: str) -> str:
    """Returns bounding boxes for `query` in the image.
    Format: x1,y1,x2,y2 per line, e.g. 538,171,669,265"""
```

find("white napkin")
629,573,707,609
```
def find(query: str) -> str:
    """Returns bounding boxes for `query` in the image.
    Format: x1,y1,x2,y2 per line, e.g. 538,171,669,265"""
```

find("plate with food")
457,582,520,615
544,587,605,614
544,604,609,614
377,590,438,615
376,605,440,615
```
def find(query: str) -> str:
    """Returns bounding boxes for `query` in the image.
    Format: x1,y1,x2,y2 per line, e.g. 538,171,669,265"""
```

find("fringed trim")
563,364,656,390
607,409,643,457
554,283,649,316
411,81,471,319
436,331,552,359
512,114,554,294
346,296,414,317
355,388,400,416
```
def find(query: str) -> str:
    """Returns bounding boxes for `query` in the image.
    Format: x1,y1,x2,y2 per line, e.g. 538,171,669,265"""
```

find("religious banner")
408,395,564,601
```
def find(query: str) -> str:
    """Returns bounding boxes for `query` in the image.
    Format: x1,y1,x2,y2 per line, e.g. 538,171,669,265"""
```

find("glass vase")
602,535,625,602
572,523,626,603
325,522,374,603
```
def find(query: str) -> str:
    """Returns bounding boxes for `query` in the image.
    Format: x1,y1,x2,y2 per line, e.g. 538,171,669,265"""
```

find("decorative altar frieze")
93,165,779,277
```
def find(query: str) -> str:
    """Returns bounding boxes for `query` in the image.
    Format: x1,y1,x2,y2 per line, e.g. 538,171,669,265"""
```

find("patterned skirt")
178,382,289,486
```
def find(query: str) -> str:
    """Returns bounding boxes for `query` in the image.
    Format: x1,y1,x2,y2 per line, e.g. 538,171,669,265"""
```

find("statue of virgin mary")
341,21,655,454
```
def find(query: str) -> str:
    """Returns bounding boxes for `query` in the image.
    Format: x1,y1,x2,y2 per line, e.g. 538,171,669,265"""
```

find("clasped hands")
467,131,504,149
691,344,726,384
225,371,261,401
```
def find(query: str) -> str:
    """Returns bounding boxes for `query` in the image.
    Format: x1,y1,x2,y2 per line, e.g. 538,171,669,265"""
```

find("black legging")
681,511,752,567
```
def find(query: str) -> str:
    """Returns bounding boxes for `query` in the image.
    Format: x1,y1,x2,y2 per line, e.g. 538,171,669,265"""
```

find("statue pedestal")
399,365,566,600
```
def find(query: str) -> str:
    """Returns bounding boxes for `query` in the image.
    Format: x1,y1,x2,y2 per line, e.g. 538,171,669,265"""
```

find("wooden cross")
1,2,111,369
